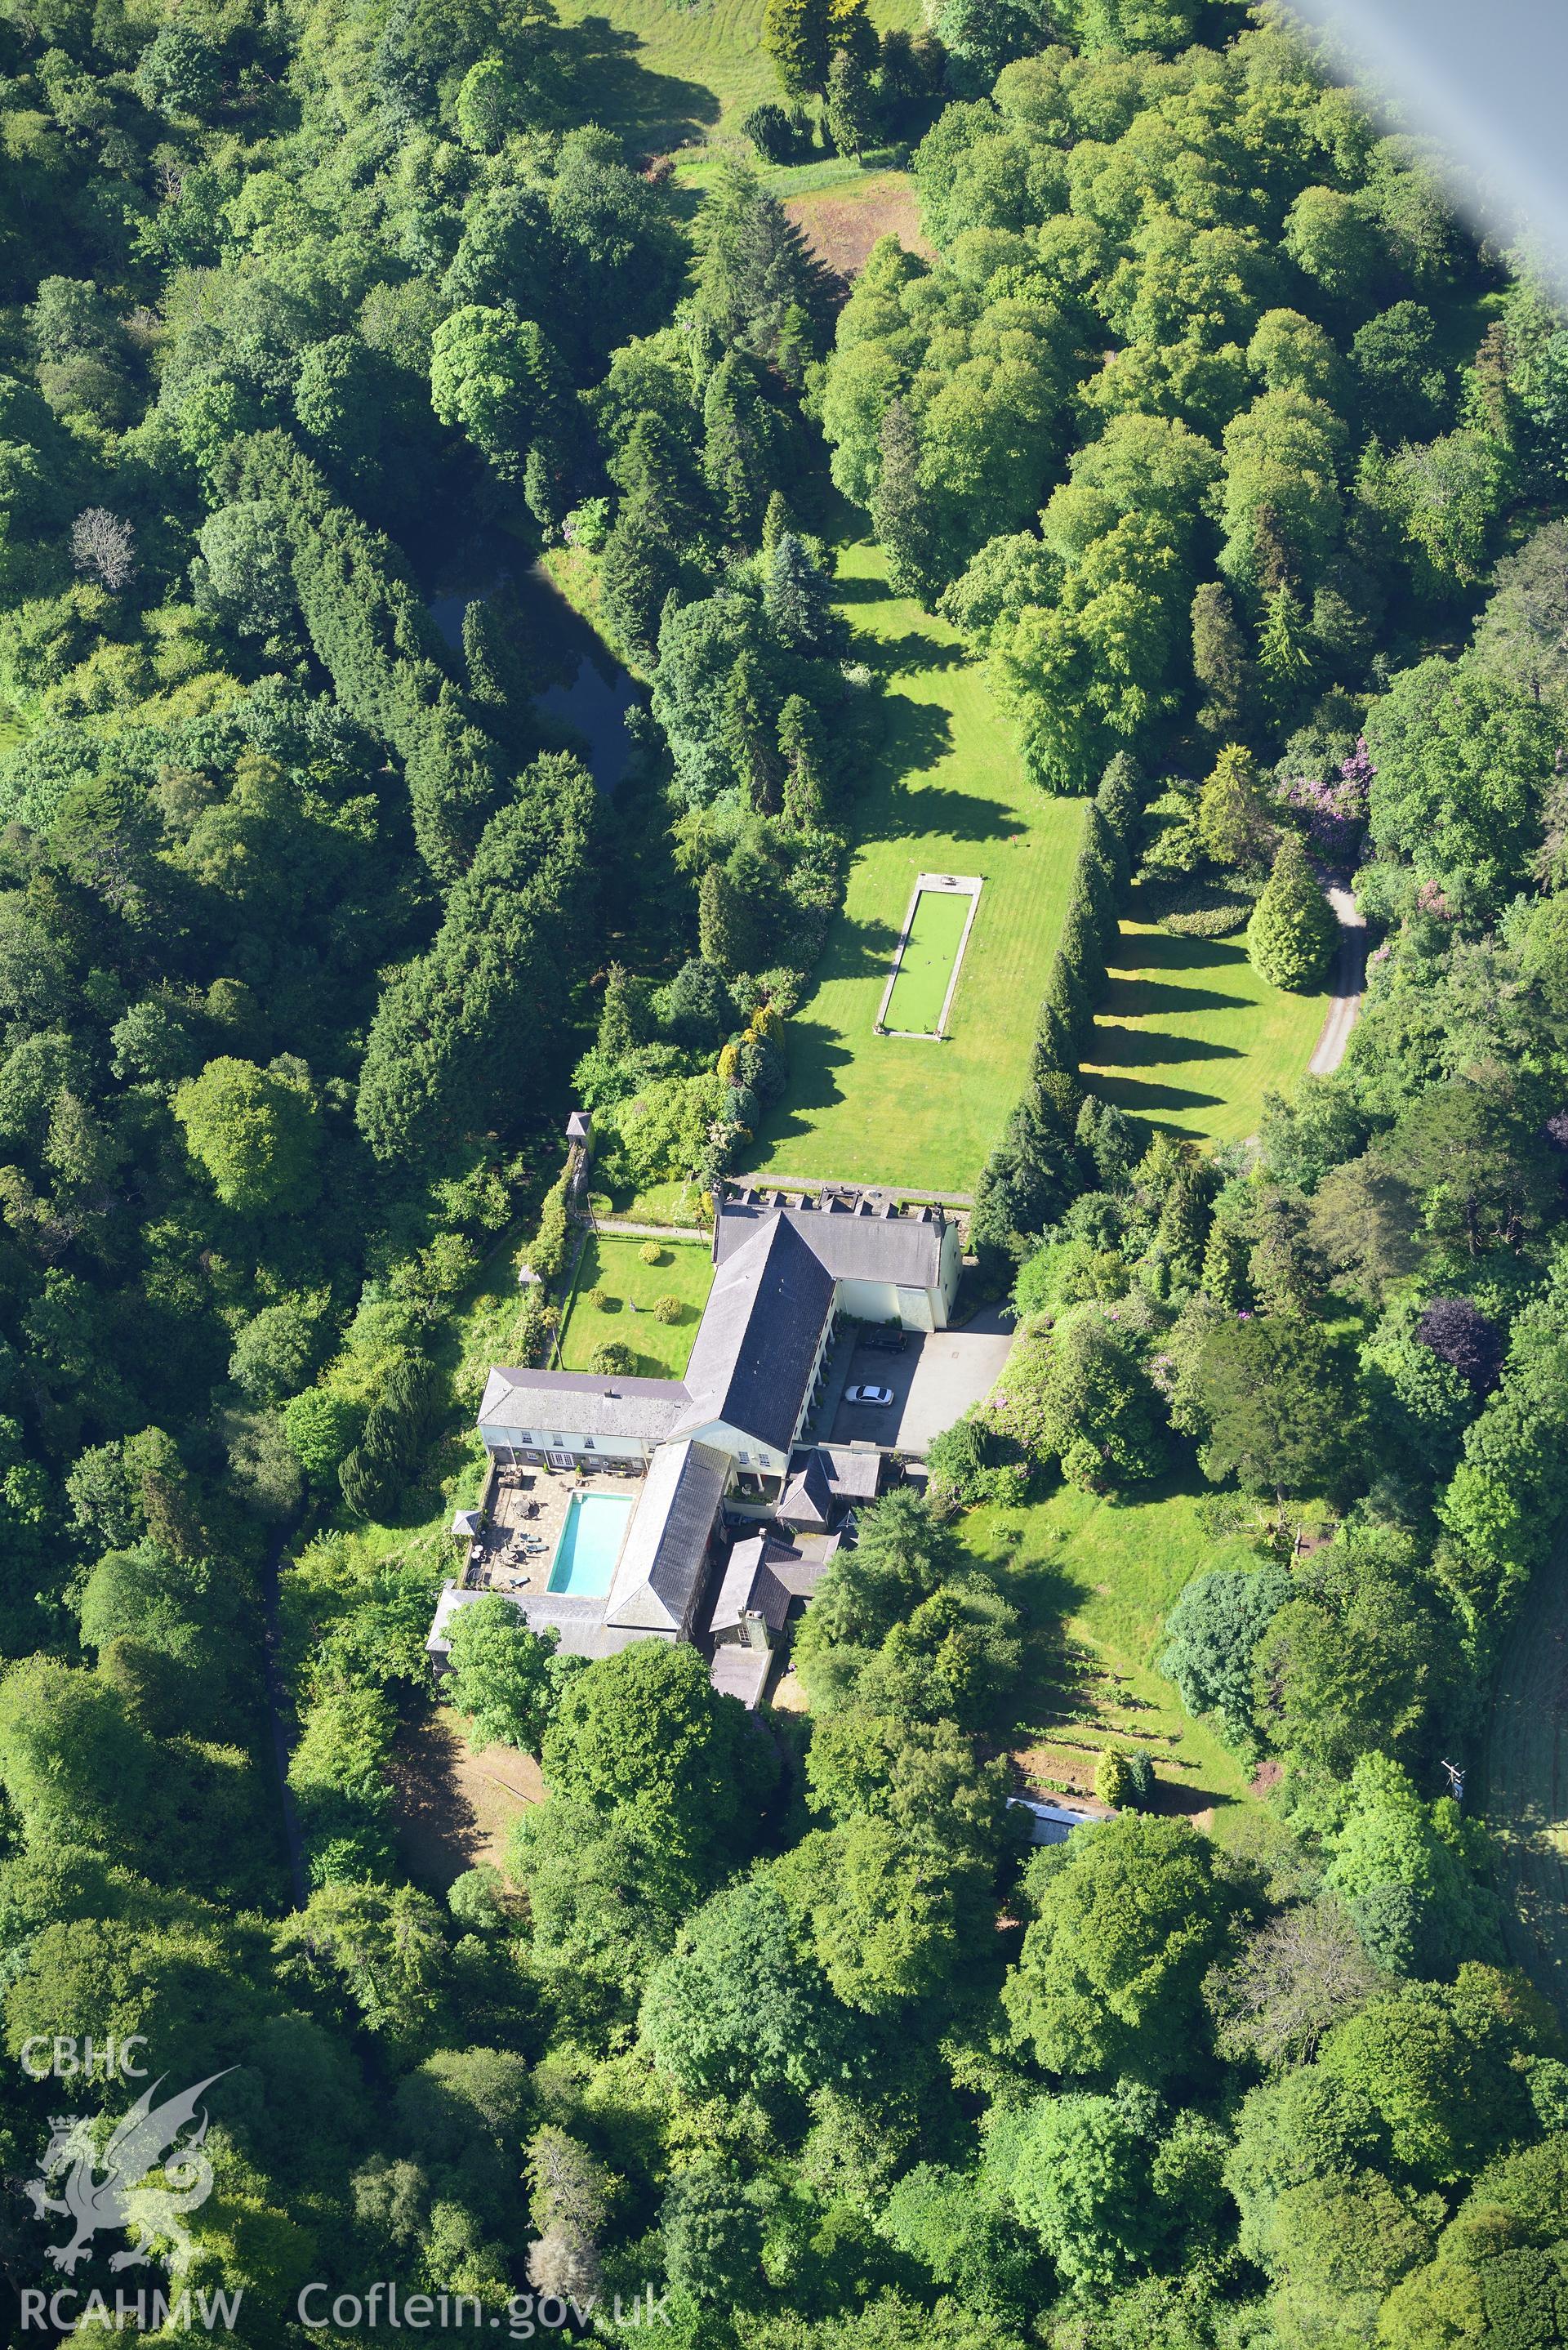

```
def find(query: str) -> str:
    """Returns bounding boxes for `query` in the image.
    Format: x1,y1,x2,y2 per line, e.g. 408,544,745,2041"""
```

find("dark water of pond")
428,547,642,796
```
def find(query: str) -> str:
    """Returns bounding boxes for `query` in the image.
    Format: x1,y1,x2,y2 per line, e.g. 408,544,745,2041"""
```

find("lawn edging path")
1307,877,1368,1078
750,543,1089,1194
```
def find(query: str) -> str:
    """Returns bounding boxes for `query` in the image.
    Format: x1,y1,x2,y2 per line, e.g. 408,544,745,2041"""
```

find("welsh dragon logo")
23,2071,232,2280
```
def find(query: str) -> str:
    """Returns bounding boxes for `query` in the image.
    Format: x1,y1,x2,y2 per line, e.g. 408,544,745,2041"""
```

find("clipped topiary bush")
586,1287,615,1312
589,1341,636,1376
654,1295,682,1324
1094,1747,1134,1808
639,1240,664,1265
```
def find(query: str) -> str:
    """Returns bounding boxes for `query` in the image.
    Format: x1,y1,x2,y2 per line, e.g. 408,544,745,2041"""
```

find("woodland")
0,0,1564,2343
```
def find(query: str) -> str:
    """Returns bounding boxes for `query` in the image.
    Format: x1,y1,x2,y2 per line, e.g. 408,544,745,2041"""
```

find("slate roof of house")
426,1579,674,1663
813,1445,884,1501
673,1215,834,1453
604,1438,728,1635
714,1189,947,1289
777,1448,834,1528
710,1643,771,1708
708,1531,835,1635
709,1534,794,1636
768,1538,837,1599
478,1367,689,1445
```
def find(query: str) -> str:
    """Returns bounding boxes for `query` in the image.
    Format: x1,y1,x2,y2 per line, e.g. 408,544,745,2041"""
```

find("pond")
429,545,642,796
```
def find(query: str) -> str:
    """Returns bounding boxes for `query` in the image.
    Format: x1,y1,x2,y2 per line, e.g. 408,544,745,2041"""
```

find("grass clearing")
958,1480,1272,1849
1082,911,1327,1147
552,0,920,150
390,1707,546,1892
884,884,973,1035
784,167,933,274
557,1231,714,1377
751,542,1088,1193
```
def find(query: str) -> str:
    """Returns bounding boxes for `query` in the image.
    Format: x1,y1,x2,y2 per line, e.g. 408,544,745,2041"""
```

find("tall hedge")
972,756,1142,1274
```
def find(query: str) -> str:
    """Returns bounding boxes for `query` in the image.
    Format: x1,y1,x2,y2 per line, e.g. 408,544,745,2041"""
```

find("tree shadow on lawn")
859,778,1019,849
866,689,952,783
1091,1025,1244,1068
559,17,720,152
814,907,902,979
761,1026,859,1133
1084,1072,1228,1117
834,572,899,607
1111,928,1251,975
1098,973,1253,1019
870,628,970,676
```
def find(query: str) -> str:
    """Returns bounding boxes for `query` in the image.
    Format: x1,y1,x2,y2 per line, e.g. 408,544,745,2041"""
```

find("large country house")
426,1185,960,1705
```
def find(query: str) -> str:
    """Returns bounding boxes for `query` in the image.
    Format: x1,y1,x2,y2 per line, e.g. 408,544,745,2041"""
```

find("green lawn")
750,542,1089,1193
958,1481,1281,1851
557,1232,714,1378
554,0,920,150
1081,915,1327,1147
596,1176,711,1229
884,885,972,1035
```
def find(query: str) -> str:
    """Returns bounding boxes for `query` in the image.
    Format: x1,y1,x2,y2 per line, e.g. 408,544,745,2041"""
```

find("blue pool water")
547,1492,634,1598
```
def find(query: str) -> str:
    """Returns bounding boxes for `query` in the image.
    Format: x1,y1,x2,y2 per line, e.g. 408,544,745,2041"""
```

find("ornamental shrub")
639,1241,664,1265
589,1342,636,1376
654,1295,682,1324
1246,836,1338,989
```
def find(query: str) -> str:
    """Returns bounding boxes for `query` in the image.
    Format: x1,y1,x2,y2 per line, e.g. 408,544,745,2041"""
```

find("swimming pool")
546,1491,634,1598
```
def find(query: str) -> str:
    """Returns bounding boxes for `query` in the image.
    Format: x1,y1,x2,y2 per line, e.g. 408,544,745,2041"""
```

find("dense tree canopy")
0,0,1558,2339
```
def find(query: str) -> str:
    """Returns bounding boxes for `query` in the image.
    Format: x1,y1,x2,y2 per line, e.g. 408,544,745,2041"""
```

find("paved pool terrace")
460,1465,641,1601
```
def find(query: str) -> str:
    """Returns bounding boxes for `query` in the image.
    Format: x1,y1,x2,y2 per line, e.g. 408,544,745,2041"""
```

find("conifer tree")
599,504,679,659
1191,579,1251,738
1197,743,1276,872
1076,1095,1138,1190
761,490,794,563
698,863,749,976
1156,1164,1211,1286
764,532,832,648
1095,751,1141,885
702,351,789,542
825,47,875,158
1247,835,1339,989
1257,583,1316,725
1200,1220,1252,1309
827,0,879,70
720,651,782,813
869,399,939,603
778,694,827,828
523,439,563,530
596,965,638,1063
